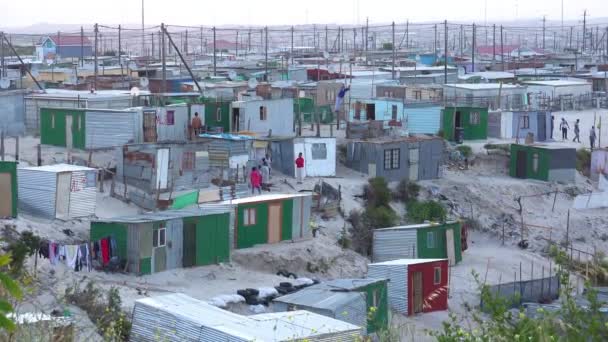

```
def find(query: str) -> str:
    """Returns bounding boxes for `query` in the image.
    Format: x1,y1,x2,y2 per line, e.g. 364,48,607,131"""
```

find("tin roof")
374,221,458,232
219,193,311,205
92,205,232,224
198,133,254,141
19,164,96,173
443,83,525,90
523,80,590,87
351,135,443,144
274,288,363,311
46,35,92,46
369,258,447,266
133,293,361,340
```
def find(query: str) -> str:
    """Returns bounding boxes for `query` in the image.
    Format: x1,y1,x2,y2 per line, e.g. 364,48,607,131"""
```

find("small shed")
488,111,552,141
90,205,233,274
40,107,141,150
404,104,443,135
18,164,97,220
591,148,608,183
345,136,444,182
223,193,313,249
372,221,463,265
231,98,294,136
269,137,337,178
273,278,389,334
442,106,489,141
130,293,363,341
0,161,18,218
367,259,449,316
510,144,576,182
348,98,405,123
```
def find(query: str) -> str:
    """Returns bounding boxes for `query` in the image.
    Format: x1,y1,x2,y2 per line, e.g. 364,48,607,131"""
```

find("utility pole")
200,27,204,56
325,26,329,52
472,23,476,72
434,24,437,53
392,22,396,80
583,10,587,52
158,30,162,60
151,33,154,60
570,26,574,50
118,25,123,82
161,23,166,96
163,27,203,95
264,26,268,82
80,27,84,67
500,25,504,71
185,29,189,55
460,25,464,56
406,20,409,49
492,24,496,63
444,20,448,84
365,17,369,52
235,30,238,57
94,24,98,90
141,0,145,56
212,27,216,76
0,32,4,78
542,16,546,50
290,26,294,66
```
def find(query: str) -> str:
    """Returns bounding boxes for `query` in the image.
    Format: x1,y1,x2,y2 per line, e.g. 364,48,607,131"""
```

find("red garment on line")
100,238,110,265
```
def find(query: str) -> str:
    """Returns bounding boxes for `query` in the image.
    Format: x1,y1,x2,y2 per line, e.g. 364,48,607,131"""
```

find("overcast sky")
0,0,605,27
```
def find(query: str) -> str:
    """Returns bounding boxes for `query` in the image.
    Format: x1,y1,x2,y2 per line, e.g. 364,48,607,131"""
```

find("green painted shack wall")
281,199,293,241
509,144,551,181
90,222,128,259
170,191,199,209
0,161,18,217
40,108,86,149
139,258,152,275
194,213,230,265
416,222,462,263
202,100,231,132
362,281,389,333
442,107,488,140
237,202,269,249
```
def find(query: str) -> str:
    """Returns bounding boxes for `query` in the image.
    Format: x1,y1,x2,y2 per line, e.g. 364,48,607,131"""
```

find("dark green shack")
442,106,488,141
0,161,18,218
510,144,576,182
90,205,233,275
40,107,86,149
197,99,231,133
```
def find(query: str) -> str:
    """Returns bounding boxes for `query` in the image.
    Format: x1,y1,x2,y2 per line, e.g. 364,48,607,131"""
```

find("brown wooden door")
0,173,12,217
413,271,423,314
516,150,527,178
268,202,282,244
143,111,158,142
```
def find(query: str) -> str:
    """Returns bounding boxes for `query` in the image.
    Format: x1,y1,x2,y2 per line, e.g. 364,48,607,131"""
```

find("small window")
532,153,539,173
371,289,379,307
166,110,175,125
311,143,327,160
434,267,442,285
51,114,55,129
391,105,398,121
259,106,267,121
244,207,257,226
521,115,530,129
153,226,167,248
383,148,400,170
470,112,480,125
216,108,222,122
427,231,436,248
182,151,195,171
414,90,422,100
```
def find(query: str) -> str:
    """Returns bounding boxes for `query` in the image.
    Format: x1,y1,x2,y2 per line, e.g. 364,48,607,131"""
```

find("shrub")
407,200,447,223
456,145,473,158
576,148,591,177
365,206,398,229
348,206,397,256
363,177,392,208
394,179,420,202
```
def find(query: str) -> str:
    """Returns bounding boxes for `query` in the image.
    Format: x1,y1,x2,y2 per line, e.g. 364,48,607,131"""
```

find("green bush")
393,179,421,202
407,200,447,223
364,177,392,208
576,148,591,177
348,206,397,256
365,206,398,229
456,145,473,158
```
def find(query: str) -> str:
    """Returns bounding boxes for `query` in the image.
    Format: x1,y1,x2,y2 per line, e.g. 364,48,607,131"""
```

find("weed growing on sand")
406,200,447,223
393,180,421,203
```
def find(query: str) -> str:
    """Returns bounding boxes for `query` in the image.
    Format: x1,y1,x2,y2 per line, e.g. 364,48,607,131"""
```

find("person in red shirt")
295,152,305,184
250,167,262,194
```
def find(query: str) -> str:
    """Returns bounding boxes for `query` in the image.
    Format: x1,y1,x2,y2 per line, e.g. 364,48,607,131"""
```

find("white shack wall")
241,99,294,136
293,138,336,177
156,105,189,142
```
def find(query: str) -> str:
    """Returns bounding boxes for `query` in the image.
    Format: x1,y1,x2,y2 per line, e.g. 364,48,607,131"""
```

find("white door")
446,229,456,266
65,115,73,149
156,148,170,190
55,172,72,219
368,163,376,178
409,148,419,181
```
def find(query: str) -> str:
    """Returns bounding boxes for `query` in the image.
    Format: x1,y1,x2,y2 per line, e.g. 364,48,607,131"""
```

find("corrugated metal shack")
221,193,313,249
0,161,18,218
130,293,362,341
199,133,253,171
510,144,576,182
0,89,27,136
18,164,97,220
367,259,449,316
372,221,463,265
90,205,233,274
442,106,489,141
231,98,294,136
272,279,389,334
116,142,212,209
404,104,443,135
488,111,553,141
269,137,337,178
345,136,444,182
24,90,137,134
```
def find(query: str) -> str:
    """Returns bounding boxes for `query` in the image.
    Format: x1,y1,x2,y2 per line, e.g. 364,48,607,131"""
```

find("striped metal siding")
300,196,313,239
67,170,97,218
85,110,138,149
127,224,140,273
17,169,57,219
312,333,361,342
291,196,303,239
404,106,442,134
200,203,235,255
334,297,368,332
368,264,408,314
166,218,184,270
372,229,417,262
130,302,210,341
156,106,189,142
208,140,231,168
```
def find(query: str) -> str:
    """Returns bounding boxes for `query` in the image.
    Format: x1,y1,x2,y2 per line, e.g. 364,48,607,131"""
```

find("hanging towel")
58,245,66,261
49,242,56,265
100,238,110,265
110,237,118,258
65,246,79,270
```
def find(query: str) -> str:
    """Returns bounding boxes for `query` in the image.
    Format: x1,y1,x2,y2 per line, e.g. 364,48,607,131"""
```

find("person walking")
191,112,202,136
559,118,569,141
265,153,272,179
550,115,554,139
295,152,305,184
573,119,581,143
590,126,597,150
250,167,262,195
260,159,270,188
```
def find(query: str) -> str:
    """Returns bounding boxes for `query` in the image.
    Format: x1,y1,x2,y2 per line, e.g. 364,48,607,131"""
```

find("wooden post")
99,169,105,193
0,130,4,161
541,266,545,299
88,151,93,167
565,209,570,244
37,144,41,166
14,136,18,161
552,190,558,212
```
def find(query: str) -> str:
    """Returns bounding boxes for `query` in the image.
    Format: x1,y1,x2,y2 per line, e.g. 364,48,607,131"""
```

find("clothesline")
38,235,119,273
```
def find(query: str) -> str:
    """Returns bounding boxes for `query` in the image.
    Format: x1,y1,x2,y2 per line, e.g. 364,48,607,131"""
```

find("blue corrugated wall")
405,106,442,134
